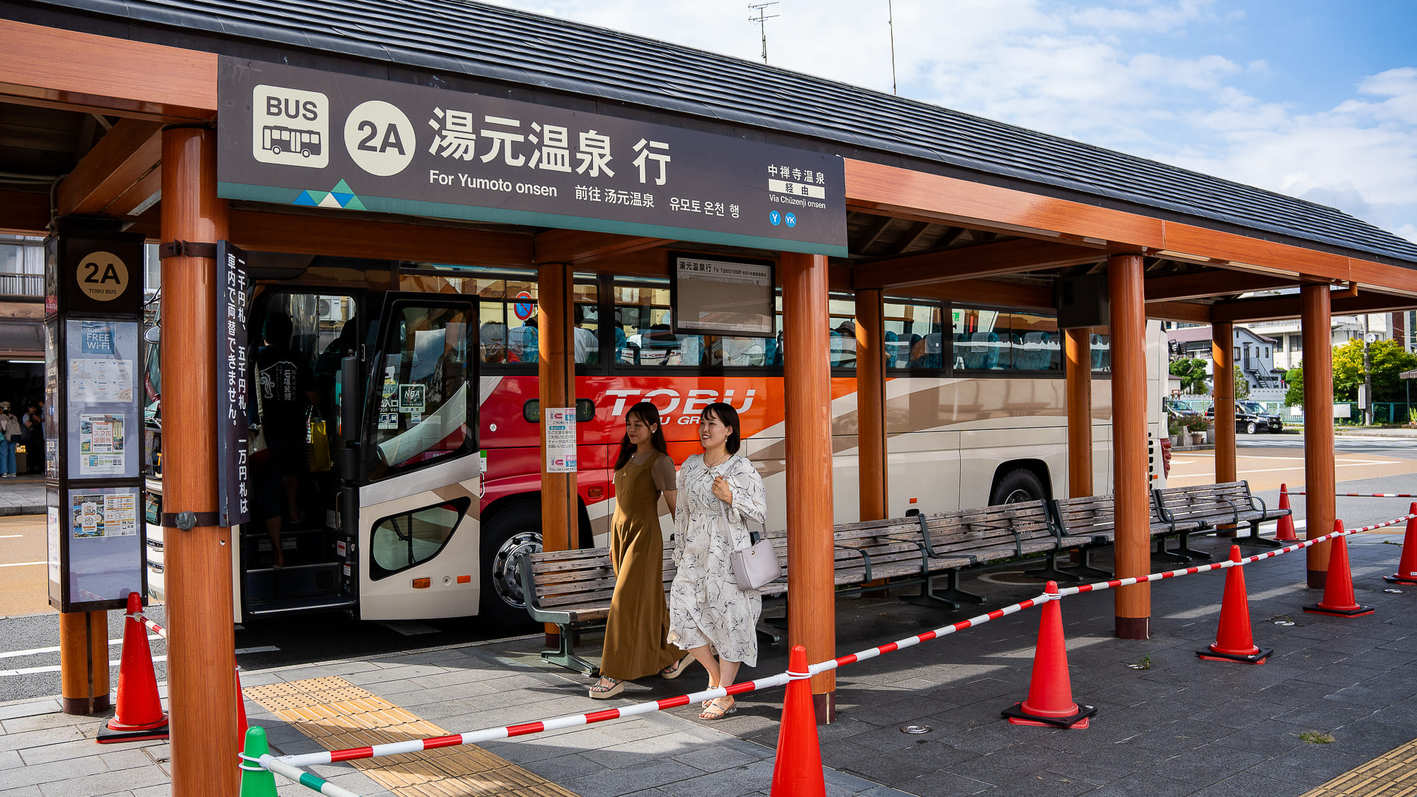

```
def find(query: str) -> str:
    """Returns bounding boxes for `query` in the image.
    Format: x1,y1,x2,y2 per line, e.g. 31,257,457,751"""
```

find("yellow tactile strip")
1301,736,1417,796
245,676,579,797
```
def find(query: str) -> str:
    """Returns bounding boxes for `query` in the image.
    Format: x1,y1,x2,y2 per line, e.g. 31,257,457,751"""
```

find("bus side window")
372,304,474,476
369,498,470,580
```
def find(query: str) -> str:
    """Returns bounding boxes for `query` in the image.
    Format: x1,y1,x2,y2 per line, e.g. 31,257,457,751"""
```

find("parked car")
1163,398,1201,424
1204,400,1284,433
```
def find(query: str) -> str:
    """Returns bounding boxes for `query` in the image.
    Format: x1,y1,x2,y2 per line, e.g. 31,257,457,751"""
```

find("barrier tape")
1288,490,1417,498
256,753,360,797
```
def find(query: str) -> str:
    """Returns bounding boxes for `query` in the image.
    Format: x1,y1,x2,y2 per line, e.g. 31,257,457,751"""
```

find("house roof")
19,0,1417,268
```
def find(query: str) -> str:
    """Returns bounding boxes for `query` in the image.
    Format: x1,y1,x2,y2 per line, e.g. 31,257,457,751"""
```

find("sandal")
702,682,720,708
588,677,624,699
699,697,736,720
660,653,695,680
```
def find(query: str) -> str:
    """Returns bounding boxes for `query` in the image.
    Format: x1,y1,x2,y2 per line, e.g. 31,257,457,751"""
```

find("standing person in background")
0,402,20,479
22,402,42,474
589,401,694,699
667,402,768,720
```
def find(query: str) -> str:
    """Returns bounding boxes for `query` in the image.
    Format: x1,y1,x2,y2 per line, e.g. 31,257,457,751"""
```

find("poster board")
670,255,775,337
544,407,577,473
215,242,252,527
64,319,141,479
62,485,143,607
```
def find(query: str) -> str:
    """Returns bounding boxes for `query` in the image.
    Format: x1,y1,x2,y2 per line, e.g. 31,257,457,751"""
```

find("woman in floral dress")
667,402,768,720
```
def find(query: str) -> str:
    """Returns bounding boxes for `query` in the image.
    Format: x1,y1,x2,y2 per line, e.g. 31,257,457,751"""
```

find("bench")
1051,492,1208,566
1152,481,1288,551
908,500,1058,605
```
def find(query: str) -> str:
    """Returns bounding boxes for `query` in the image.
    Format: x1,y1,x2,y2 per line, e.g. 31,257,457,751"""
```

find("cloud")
485,0,1417,246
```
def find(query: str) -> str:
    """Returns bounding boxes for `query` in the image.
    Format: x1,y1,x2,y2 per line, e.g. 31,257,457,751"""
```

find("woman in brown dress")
589,402,695,698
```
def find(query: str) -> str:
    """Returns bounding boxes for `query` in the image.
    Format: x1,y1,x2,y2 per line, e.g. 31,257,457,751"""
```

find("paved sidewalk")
3,530,1416,795
0,476,44,516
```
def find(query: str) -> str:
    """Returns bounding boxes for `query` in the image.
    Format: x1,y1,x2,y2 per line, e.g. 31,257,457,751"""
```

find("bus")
261,125,322,159
142,256,1166,625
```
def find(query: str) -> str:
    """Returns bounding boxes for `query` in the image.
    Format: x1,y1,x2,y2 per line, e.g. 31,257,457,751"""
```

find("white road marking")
0,534,23,539
0,644,277,676
0,635,161,660
0,561,45,568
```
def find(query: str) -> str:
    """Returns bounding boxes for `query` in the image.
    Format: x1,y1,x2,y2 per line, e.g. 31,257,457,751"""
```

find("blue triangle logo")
293,190,319,206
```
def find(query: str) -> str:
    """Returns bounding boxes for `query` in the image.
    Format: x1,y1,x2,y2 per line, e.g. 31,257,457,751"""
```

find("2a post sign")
218,57,847,256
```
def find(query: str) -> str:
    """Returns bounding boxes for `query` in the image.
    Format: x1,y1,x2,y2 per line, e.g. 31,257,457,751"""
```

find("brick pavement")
1,530,1415,795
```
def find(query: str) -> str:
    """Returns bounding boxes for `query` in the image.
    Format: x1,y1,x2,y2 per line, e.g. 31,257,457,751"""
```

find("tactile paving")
1301,736,1417,796
245,676,579,796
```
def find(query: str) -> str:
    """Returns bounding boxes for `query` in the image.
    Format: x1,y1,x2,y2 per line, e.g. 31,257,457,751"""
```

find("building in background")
1166,324,1285,402
0,234,45,405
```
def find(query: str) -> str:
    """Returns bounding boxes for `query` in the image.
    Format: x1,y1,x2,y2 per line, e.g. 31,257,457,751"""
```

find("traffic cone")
1001,581,1095,729
1304,521,1374,617
97,593,169,744
770,645,825,797
239,726,278,797
1274,484,1297,542
1383,503,1417,585
236,666,249,744
1197,546,1271,664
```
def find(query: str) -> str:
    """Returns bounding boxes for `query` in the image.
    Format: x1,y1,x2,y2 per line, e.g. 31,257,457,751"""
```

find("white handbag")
730,530,780,591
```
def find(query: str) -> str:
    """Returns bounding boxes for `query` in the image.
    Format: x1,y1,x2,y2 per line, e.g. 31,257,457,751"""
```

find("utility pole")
1362,316,1375,425
748,2,780,64
888,0,898,95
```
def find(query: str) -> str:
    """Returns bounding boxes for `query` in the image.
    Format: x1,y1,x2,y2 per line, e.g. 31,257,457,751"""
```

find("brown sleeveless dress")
599,453,682,680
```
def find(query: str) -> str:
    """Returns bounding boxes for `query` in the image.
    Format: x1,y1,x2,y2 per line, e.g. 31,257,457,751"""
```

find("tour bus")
141,255,1166,626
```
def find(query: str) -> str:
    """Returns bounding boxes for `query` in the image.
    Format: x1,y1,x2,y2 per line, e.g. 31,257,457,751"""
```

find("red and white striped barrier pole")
274,510,1416,770
1288,490,1417,499
250,752,360,797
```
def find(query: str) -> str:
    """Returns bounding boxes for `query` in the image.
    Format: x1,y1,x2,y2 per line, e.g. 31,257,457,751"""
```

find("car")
1204,400,1284,433
1163,398,1201,423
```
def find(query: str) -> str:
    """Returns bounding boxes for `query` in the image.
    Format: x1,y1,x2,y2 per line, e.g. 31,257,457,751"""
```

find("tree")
1284,367,1303,407
1169,357,1208,395
1234,370,1250,400
1332,338,1417,402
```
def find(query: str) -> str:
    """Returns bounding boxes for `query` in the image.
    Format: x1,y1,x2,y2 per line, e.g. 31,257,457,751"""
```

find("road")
0,432,1413,703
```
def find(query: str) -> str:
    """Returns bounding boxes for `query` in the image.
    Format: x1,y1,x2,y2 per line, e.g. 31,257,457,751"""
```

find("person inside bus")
255,312,317,567
667,402,767,720
589,401,694,700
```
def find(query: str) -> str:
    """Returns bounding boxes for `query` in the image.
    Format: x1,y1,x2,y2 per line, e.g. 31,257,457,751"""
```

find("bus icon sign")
252,84,329,168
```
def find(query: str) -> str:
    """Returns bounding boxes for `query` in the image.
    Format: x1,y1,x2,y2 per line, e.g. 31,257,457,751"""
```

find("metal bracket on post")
158,241,218,260
162,511,220,530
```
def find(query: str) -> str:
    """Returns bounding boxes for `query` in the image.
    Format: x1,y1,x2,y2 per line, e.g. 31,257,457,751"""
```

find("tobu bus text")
605,388,755,421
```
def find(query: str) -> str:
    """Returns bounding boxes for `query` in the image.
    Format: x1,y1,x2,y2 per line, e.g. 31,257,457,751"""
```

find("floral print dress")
666,453,768,667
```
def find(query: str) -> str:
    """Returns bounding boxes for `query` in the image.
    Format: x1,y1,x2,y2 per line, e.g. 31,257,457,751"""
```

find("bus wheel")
271,144,282,156
301,148,311,158
990,468,1045,505
480,510,542,629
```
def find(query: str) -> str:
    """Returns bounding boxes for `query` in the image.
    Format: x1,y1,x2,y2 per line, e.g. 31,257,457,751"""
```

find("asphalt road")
0,432,1413,704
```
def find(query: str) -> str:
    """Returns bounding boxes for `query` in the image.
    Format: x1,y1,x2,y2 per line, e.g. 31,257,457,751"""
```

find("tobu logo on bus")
603,387,756,422
251,84,329,168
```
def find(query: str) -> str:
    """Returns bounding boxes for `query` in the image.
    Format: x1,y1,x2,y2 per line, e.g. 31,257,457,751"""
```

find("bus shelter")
3,2,1417,793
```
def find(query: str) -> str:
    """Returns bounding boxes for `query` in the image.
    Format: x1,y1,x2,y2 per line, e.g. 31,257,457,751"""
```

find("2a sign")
75,251,129,303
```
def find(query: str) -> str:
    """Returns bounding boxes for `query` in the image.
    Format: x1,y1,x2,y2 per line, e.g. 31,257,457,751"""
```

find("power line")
747,2,780,64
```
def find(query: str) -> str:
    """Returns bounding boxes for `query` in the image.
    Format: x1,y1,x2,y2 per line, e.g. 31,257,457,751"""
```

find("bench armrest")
519,556,573,626
833,543,872,582
1217,495,1243,526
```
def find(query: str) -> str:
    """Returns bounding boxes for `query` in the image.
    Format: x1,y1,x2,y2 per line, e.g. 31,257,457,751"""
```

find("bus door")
355,295,480,621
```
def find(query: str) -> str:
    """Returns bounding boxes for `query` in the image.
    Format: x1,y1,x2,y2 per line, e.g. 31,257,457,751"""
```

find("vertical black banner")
216,242,251,527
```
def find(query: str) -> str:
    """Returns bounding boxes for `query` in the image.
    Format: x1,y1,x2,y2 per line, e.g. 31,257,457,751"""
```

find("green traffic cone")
239,726,278,797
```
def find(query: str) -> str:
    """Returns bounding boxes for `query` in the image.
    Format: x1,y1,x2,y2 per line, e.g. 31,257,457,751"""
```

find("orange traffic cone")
1383,503,1417,585
97,593,169,744
1274,484,1297,542
1304,521,1374,617
1001,581,1095,729
770,645,825,797
1197,546,1271,664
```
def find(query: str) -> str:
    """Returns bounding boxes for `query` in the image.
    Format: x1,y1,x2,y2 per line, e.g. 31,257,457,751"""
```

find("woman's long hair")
614,401,669,470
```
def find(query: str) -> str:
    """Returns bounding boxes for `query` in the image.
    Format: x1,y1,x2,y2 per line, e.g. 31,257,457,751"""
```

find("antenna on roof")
888,0,898,95
747,2,780,64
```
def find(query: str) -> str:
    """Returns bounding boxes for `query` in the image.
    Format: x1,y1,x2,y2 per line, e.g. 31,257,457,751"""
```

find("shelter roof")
16,0,1417,269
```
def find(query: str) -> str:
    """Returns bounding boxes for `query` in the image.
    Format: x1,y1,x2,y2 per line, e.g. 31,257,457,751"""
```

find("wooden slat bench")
1152,480,1289,552
1050,492,1207,568
907,500,1057,606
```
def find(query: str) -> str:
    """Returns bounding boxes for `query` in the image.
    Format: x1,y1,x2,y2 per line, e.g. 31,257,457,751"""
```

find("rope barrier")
1288,490,1417,498
260,508,1415,780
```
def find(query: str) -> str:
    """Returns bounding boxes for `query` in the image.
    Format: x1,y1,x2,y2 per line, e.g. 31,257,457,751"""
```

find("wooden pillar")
782,252,836,721
58,610,109,714
1108,253,1150,639
537,263,577,641
1212,320,1237,534
1302,284,1336,587
1064,328,1093,497
161,125,236,797
855,289,887,520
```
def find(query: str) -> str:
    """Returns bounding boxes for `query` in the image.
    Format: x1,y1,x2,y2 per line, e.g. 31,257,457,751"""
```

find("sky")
491,0,1417,245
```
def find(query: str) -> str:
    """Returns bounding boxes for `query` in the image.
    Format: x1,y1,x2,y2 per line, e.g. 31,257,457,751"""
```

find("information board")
63,485,143,605
64,319,140,479
671,255,776,337
544,407,577,473
217,58,847,256
215,242,252,527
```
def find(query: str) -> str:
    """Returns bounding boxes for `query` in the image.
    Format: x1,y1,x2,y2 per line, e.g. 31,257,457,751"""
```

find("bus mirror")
340,355,360,453
522,398,597,424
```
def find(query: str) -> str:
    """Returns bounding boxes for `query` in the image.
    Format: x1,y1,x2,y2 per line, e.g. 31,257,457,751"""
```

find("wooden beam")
57,119,162,216
1144,268,1296,302
1145,300,1211,323
0,20,216,122
108,166,162,217
1212,290,1417,323
853,239,1101,290
896,221,931,254
230,210,533,267
532,229,668,264
0,189,51,234
903,277,1052,311
859,216,894,253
